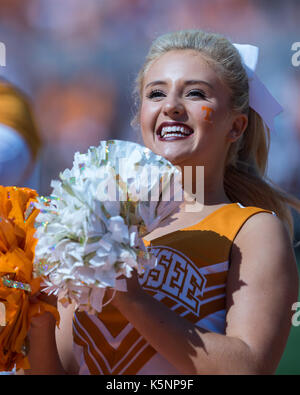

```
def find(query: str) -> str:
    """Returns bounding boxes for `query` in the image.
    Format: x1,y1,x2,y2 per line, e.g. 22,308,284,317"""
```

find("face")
140,49,246,170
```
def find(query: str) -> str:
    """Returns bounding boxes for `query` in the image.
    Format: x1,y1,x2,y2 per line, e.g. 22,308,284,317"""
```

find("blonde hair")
131,29,300,241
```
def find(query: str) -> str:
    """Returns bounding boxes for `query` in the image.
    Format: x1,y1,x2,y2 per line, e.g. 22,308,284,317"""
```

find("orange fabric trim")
113,328,143,363
74,310,156,375
73,315,111,375
75,312,115,365
73,327,102,375
121,345,157,375
200,286,226,300
205,271,228,287
96,304,130,338
112,337,149,375
199,298,226,320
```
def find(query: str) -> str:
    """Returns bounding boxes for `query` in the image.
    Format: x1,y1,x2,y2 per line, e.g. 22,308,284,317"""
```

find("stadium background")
0,0,299,374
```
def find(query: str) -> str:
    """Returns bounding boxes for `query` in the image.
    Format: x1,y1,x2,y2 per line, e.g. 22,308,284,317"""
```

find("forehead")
144,49,223,88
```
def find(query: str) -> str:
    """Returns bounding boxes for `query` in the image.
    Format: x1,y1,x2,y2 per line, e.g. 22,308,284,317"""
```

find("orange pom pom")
0,186,59,372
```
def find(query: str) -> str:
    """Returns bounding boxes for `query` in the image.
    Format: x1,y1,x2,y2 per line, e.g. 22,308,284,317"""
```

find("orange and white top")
72,202,275,375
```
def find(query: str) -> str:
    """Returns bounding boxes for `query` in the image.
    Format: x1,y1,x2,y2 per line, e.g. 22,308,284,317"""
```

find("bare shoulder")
233,211,295,264
236,210,287,237
229,211,299,286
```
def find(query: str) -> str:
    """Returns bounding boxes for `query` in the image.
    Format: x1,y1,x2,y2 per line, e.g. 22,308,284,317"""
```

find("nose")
162,94,186,118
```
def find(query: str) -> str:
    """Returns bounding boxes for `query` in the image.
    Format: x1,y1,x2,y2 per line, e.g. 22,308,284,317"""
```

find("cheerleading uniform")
72,202,275,375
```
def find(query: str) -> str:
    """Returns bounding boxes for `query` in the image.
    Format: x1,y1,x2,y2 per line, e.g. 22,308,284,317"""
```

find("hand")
105,269,144,309
29,291,58,330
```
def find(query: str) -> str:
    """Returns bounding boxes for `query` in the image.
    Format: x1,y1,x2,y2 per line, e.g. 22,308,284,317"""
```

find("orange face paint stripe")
201,105,213,122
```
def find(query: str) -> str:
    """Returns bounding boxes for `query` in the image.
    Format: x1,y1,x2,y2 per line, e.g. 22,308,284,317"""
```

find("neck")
180,163,231,206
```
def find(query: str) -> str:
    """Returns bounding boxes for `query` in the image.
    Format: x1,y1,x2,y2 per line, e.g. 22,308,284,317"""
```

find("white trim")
72,320,103,374
105,329,146,373
74,313,110,373
74,313,150,374
196,309,226,334
118,341,151,375
199,260,229,275
89,315,133,350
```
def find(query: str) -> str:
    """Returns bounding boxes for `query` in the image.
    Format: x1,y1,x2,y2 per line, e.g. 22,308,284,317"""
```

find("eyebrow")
145,79,214,90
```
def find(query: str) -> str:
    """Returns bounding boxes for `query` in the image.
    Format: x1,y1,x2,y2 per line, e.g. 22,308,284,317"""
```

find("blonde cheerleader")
27,29,299,375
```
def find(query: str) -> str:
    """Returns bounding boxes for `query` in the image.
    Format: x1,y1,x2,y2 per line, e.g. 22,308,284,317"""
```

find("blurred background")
0,0,299,374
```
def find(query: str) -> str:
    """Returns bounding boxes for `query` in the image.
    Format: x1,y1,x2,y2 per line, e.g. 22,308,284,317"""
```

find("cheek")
198,103,230,134
140,101,159,133
139,103,149,130
139,104,154,147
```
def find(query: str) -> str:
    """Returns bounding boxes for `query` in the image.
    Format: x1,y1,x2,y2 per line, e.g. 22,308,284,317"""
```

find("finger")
29,291,57,306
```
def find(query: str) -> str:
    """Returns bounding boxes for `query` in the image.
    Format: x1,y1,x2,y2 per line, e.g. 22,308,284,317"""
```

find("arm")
225,212,299,374
25,297,78,375
111,212,299,374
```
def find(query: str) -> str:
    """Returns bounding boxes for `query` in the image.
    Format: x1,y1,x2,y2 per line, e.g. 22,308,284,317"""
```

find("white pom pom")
34,140,183,313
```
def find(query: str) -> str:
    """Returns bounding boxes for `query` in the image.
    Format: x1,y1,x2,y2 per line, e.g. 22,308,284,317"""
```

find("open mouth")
156,123,194,141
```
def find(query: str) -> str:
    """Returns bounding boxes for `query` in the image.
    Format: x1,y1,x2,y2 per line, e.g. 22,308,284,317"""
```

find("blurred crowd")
0,0,300,230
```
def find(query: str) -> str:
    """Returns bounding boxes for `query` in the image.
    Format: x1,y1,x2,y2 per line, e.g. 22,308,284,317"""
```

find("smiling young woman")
26,29,300,375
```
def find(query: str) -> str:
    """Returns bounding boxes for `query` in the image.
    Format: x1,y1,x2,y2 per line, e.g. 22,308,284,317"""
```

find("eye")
146,89,166,99
186,89,207,99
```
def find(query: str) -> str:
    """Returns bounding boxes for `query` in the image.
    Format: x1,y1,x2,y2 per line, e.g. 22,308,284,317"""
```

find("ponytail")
224,108,300,240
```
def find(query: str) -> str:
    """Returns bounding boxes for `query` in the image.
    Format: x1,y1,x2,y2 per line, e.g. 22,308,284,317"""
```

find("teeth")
161,132,187,138
160,125,192,137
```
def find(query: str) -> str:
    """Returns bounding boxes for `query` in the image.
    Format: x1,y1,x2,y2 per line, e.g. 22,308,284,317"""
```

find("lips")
156,122,194,141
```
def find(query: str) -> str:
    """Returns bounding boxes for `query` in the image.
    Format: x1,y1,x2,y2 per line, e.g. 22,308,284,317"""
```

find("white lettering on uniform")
140,246,206,315
145,249,172,288
162,254,186,297
179,264,203,314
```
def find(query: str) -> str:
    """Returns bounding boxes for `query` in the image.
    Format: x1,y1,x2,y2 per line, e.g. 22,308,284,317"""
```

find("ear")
227,113,248,142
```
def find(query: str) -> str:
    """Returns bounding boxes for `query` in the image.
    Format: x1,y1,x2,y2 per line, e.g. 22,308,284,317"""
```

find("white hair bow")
233,43,283,132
